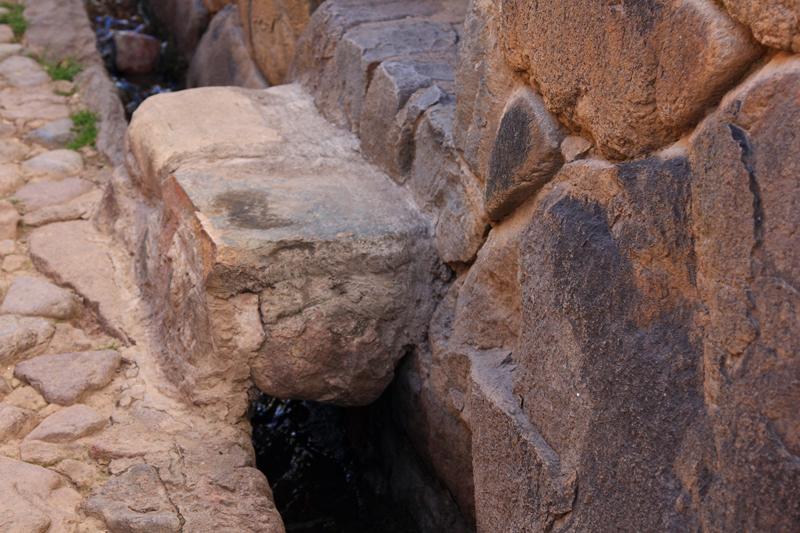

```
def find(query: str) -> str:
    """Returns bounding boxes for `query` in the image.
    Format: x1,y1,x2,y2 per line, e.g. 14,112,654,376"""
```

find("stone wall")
140,0,800,531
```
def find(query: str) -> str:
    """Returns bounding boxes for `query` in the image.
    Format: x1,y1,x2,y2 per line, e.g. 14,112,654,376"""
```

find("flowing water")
85,0,185,117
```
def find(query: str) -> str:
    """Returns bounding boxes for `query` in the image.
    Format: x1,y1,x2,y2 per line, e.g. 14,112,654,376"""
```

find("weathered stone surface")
26,404,107,443
360,59,454,177
0,86,70,122
113,31,161,75
293,0,465,139
723,0,800,52
0,275,81,319
471,352,577,532
84,463,182,533
240,0,322,85
21,149,83,179
124,84,440,406
499,56,800,531
28,220,137,340
14,350,121,405
454,0,520,183
149,0,210,58
0,402,35,440
4,385,47,411
498,0,762,158
21,188,101,227
0,456,81,532
0,56,50,87
485,86,564,220
12,177,93,213
684,55,800,531
407,103,488,264
0,199,18,239
26,117,74,148
188,5,269,89
0,315,54,364
0,376,10,397
561,135,593,163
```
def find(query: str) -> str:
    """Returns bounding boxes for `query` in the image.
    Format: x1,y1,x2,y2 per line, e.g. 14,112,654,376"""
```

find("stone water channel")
85,1,420,531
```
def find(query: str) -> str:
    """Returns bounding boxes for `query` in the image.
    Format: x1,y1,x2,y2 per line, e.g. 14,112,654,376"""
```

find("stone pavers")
0,35,284,533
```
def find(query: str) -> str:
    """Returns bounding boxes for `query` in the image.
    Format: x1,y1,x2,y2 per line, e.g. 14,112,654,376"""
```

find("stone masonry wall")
147,0,800,531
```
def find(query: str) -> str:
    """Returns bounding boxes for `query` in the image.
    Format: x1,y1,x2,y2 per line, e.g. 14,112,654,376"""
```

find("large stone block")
125,84,442,406
293,0,465,130
494,0,762,159
504,56,800,530
722,0,800,52
188,5,269,89
239,0,322,85
471,352,577,532
686,55,800,530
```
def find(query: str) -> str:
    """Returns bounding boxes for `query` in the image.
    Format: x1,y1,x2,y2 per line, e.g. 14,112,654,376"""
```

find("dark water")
250,395,418,533
85,0,186,117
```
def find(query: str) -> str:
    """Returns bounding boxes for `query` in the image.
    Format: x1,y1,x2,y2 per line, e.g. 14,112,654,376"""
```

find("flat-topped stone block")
125,84,441,405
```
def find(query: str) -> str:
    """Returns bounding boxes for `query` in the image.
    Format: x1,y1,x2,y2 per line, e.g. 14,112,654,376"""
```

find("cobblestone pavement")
0,23,283,533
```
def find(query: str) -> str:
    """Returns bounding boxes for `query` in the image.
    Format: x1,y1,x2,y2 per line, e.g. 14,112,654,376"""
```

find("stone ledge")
124,83,443,406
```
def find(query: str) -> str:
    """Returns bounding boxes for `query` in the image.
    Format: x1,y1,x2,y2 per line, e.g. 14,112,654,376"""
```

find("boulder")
187,5,268,89
14,350,121,405
480,0,763,159
722,0,800,52
239,0,322,85
499,56,800,531
0,43,21,61
113,31,161,75
124,84,441,406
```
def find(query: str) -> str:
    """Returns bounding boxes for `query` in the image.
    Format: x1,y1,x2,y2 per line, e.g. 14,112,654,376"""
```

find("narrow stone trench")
83,2,434,531
4,0,798,531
